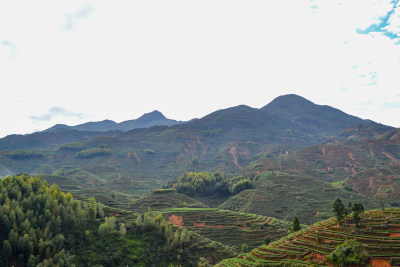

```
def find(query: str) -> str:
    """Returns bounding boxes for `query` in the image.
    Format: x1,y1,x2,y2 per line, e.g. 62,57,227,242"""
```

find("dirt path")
230,146,243,170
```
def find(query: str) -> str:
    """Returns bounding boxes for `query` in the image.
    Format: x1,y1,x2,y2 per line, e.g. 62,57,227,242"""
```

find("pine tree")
119,223,126,236
332,197,346,225
291,215,301,232
351,202,364,228
88,197,97,221
180,227,190,246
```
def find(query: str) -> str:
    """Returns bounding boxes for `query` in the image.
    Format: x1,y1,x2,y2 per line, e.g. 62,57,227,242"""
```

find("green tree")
88,197,97,221
291,215,301,232
2,240,12,265
119,223,126,236
241,243,249,253
98,204,104,218
351,202,364,228
332,197,346,225
27,254,36,267
180,227,190,246
374,192,387,211
326,239,368,266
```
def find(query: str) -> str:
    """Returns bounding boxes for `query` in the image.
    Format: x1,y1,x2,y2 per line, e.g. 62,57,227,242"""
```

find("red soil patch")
230,146,243,170
382,151,400,164
389,232,400,237
307,251,326,265
348,152,355,161
132,152,141,163
167,215,184,228
196,136,206,156
370,258,391,267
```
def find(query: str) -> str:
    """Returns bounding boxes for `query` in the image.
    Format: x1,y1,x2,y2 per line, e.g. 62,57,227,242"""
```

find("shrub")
326,239,369,266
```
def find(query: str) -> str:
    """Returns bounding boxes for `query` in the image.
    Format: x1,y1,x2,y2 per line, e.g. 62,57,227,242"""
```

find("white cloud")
29,107,85,122
62,4,94,30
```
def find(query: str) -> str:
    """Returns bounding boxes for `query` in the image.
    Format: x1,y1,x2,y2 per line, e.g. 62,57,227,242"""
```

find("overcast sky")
1,0,399,138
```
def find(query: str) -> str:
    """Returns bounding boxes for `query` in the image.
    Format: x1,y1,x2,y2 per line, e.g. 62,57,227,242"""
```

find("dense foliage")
326,239,369,266
175,172,253,197
4,150,45,160
58,142,85,151
0,174,85,266
74,148,111,159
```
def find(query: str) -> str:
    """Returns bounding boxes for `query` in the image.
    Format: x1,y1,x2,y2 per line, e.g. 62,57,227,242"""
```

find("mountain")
0,130,122,151
262,94,366,134
44,110,183,132
0,94,392,198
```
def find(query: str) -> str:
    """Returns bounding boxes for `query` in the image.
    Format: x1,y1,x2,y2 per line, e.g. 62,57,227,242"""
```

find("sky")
0,0,399,138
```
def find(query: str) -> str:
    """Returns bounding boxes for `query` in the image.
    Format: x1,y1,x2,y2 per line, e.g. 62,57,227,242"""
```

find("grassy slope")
218,208,400,267
129,191,207,212
218,172,376,225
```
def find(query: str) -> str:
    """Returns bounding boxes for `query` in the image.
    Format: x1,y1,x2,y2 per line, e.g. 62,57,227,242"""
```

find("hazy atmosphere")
1,0,399,137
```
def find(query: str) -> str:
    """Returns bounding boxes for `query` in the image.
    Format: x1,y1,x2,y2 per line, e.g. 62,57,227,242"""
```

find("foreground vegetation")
218,208,400,266
0,175,236,266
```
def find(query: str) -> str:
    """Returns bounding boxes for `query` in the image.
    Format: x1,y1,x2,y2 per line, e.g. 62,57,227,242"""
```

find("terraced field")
218,208,400,266
219,172,375,225
163,208,290,249
129,190,206,212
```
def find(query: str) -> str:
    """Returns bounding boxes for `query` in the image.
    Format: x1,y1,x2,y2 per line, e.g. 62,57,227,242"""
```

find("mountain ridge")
44,110,183,133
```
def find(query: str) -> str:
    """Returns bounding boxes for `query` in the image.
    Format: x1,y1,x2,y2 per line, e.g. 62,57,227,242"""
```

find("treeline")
74,148,111,159
58,142,85,151
4,150,45,160
175,172,253,197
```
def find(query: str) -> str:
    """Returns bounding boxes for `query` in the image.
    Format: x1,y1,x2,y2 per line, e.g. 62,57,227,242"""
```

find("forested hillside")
0,175,234,266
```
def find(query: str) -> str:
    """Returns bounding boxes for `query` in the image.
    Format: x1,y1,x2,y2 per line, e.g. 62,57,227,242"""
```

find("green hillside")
219,172,376,225
218,208,400,266
129,190,207,212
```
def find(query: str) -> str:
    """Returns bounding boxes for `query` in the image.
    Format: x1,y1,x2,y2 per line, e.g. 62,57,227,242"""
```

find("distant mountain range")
44,110,183,132
0,94,397,197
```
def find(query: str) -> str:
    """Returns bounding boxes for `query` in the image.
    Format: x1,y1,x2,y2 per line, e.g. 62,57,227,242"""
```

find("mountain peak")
262,94,365,134
262,94,315,110
138,110,166,120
